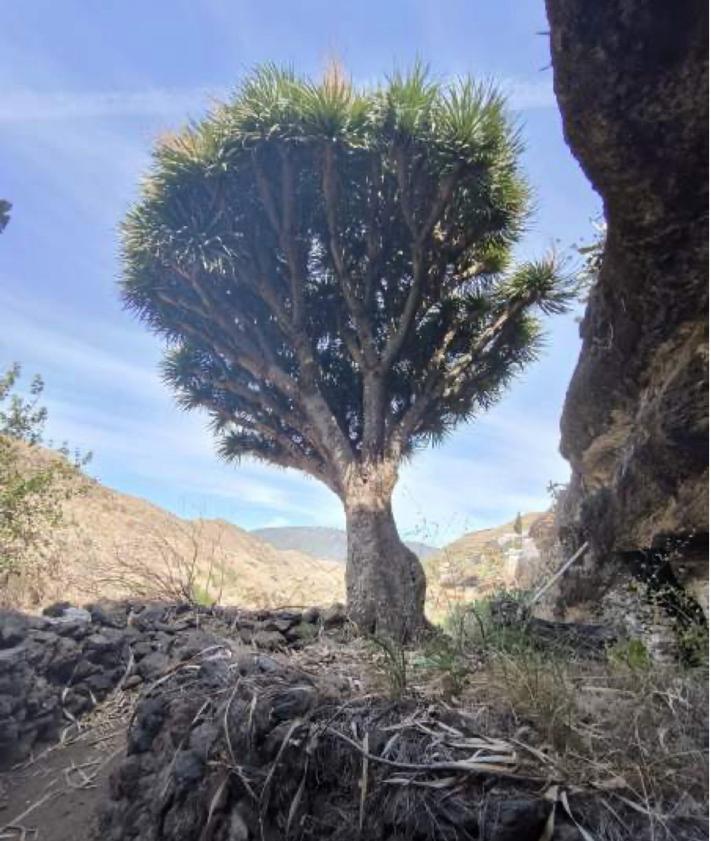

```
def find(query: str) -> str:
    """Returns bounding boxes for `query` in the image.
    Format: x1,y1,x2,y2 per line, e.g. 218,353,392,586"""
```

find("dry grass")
289,608,708,837
471,656,708,838
2,442,344,611
295,599,708,838
402,618,709,839
121,627,708,841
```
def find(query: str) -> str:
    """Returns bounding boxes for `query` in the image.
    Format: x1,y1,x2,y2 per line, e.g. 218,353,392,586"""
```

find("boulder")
0,600,366,770
42,601,73,617
0,609,35,647
545,0,708,609
88,600,129,629
136,651,171,681
301,606,320,624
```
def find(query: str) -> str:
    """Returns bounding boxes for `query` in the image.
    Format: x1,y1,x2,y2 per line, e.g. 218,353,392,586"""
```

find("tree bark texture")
344,497,426,641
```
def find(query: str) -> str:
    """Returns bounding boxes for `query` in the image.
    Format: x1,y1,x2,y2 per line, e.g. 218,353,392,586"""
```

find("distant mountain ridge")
252,526,437,563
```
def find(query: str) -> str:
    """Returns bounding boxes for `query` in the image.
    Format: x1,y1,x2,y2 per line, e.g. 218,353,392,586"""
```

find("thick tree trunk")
344,496,427,641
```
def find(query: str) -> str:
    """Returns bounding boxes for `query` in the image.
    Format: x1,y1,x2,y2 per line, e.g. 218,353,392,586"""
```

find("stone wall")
0,600,343,769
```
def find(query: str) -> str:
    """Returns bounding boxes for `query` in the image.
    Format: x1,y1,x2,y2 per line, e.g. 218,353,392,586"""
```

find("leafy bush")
0,363,90,602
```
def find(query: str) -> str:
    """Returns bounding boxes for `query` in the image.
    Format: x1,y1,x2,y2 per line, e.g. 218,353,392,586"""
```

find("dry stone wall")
0,599,343,769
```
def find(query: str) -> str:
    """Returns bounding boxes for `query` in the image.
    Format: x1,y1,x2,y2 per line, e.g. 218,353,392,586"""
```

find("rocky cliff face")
546,0,709,608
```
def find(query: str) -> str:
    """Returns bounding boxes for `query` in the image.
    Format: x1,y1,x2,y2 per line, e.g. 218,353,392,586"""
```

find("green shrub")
0,364,90,599
291,621,318,642
190,583,214,607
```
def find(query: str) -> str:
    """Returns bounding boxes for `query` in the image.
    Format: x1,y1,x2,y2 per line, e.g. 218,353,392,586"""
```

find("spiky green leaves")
121,63,572,486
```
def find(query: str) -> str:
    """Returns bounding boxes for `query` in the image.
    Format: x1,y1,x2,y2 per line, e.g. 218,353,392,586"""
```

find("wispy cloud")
0,288,344,529
0,75,554,125
0,287,161,401
394,401,569,544
0,87,226,123
44,395,343,524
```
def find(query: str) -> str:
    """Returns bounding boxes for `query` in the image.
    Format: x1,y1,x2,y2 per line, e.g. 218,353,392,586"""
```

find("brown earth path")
0,696,129,841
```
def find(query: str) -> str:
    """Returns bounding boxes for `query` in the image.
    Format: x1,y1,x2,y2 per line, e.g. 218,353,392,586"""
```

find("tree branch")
217,375,332,467
381,167,463,370
322,142,378,369
278,147,306,328
155,289,302,406
390,298,528,456
212,404,338,492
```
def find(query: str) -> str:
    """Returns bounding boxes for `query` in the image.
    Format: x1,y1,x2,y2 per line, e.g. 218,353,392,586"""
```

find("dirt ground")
0,698,129,841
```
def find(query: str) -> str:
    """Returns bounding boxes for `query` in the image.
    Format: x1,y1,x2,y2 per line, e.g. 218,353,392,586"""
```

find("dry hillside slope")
3,441,344,610
4,441,553,617
425,512,551,617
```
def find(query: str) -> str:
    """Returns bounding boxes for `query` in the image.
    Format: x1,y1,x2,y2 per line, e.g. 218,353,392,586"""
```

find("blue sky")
0,1,601,545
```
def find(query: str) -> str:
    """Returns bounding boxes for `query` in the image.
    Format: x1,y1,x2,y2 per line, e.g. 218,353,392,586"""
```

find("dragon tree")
121,65,572,639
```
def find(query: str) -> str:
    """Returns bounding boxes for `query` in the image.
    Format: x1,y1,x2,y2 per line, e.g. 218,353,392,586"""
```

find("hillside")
3,441,344,610
3,441,551,617
252,525,436,563
424,512,552,618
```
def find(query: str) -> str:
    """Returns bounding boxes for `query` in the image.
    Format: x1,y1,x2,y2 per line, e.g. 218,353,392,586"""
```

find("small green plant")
574,215,606,303
291,621,318,643
513,511,524,548
607,637,652,670
413,635,470,697
190,583,214,607
444,589,534,655
680,624,709,666
368,634,408,698
620,541,709,665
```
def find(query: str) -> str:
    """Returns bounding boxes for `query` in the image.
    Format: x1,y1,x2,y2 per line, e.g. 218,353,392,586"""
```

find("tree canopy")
122,64,572,501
